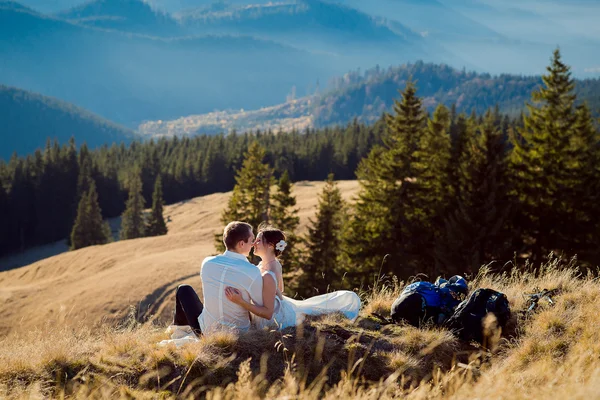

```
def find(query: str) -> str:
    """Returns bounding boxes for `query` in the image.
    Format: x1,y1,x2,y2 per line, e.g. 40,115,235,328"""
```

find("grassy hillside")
0,181,360,336
0,85,135,159
1,259,598,398
1,180,599,398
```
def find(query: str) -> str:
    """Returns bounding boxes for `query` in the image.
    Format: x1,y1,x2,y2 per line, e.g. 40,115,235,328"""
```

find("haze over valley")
2,0,600,153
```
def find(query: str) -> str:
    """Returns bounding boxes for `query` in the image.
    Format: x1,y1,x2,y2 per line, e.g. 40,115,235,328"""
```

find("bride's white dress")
253,271,361,330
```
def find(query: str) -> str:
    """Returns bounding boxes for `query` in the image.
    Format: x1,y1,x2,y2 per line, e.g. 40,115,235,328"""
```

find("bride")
224,225,361,330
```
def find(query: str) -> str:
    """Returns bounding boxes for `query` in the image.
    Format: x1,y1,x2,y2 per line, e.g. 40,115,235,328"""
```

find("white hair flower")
275,240,287,252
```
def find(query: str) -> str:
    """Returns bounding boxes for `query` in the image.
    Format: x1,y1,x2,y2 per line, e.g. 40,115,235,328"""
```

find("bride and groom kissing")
168,221,361,338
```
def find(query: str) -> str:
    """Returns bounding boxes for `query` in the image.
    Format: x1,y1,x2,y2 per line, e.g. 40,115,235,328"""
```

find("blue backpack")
402,276,469,317
402,281,444,308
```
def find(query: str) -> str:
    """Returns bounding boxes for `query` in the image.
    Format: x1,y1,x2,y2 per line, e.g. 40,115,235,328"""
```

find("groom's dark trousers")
173,284,204,335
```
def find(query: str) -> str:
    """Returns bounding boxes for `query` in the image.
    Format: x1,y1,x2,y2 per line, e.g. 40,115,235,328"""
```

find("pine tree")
63,137,80,235
202,136,232,194
437,111,512,274
68,146,93,248
120,171,146,240
146,175,168,237
449,113,476,190
216,142,273,253
270,171,300,270
344,82,427,286
299,174,347,296
411,104,453,273
70,180,111,250
562,103,600,260
77,143,93,200
509,49,595,261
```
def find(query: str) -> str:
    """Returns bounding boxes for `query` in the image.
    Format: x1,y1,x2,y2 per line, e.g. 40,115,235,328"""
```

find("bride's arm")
278,272,284,295
274,261,284,295
225,274,276,320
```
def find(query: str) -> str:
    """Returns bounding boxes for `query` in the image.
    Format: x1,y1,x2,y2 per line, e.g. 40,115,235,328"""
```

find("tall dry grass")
1,256,599,399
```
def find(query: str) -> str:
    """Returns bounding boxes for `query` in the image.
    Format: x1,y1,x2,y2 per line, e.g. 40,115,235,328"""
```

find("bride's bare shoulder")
272,259,283,270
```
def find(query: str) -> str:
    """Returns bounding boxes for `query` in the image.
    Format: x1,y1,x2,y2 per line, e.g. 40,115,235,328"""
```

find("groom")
172,221,264,335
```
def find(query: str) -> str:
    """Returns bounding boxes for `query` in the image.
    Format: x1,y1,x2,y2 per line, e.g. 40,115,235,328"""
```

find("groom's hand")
225,287,243,304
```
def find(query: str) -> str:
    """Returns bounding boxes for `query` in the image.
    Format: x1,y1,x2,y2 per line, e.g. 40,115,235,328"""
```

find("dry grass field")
1,180,599,399
1,260,599,399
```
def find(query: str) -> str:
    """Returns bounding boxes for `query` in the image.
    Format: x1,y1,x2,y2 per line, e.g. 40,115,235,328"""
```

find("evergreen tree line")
221,50,600,296
340,50,600,289
0,122,380,257
69,164,170,251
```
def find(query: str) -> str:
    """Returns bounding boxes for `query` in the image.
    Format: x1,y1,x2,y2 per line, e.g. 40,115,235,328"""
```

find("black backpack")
444,288,511,344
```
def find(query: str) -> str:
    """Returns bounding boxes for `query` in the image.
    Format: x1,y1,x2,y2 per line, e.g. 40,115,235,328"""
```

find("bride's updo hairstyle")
258,223,287,258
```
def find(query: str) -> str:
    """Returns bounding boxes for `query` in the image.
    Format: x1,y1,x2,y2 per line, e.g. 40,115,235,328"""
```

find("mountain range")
0,1,342,127
1,0,599,150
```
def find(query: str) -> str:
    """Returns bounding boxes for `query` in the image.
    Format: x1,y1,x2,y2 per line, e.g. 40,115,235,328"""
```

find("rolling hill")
0,180,360,336
0,85,135,159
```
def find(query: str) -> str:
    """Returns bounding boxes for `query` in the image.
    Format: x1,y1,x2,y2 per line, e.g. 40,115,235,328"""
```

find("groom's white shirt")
198,250,264,334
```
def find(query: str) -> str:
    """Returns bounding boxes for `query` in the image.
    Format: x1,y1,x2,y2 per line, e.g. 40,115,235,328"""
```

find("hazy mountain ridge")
0,3,336,127
0,85,135,159
0,0,31,11
17,0,599,76
139,62,600,136
0,0,447,129
337,0,600,75
2,0,599,148
339,0,504,41
175,0,439,71
56,0,181,35
178,0,414,42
